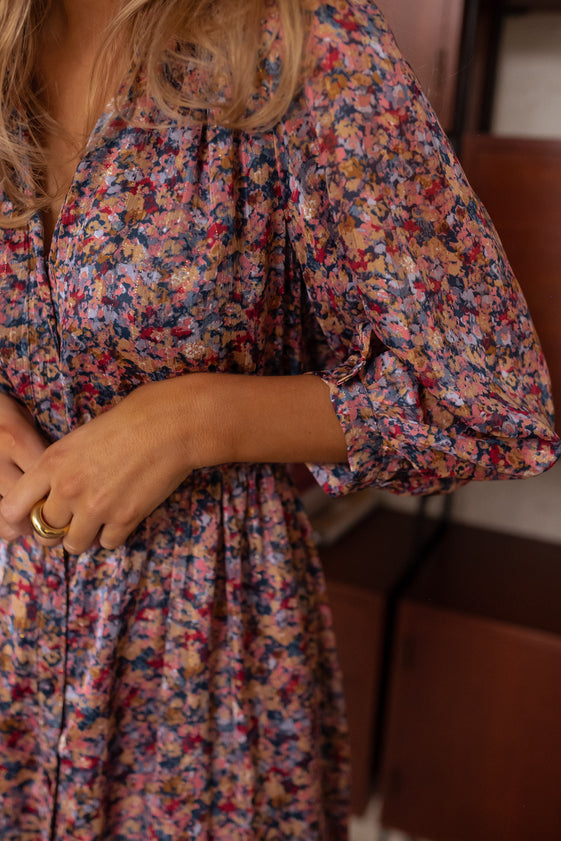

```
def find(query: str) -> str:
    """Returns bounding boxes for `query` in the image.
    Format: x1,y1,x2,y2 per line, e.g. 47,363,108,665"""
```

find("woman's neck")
49,0,120,39
38,0,124,257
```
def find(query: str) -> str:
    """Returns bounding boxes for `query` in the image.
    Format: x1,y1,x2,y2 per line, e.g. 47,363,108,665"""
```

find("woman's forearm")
0,373,348,552
167,372,349,470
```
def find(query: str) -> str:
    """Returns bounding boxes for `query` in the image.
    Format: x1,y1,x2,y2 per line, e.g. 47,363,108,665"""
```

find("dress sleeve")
275,0,561,496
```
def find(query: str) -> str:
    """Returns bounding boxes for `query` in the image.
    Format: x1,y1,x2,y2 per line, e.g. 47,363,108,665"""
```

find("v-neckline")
40,96,122,272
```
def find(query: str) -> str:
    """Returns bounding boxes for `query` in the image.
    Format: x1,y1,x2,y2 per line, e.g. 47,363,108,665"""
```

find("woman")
0,0,558,838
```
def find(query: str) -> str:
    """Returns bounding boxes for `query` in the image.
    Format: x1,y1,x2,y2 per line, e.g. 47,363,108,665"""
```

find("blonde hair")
0,0,306,226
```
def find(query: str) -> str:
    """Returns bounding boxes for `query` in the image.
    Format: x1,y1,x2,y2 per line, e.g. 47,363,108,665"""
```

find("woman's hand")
0,394,48,541
0,373,347,554
0,379,199,554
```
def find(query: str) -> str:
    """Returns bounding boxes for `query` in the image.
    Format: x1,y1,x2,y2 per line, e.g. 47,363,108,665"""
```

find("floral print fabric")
0,1,559,839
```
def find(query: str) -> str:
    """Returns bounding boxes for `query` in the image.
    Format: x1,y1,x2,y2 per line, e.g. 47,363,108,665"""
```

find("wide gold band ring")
30,498,70,540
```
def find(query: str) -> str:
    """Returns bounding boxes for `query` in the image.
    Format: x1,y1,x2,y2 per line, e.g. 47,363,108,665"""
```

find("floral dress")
0,1,559,839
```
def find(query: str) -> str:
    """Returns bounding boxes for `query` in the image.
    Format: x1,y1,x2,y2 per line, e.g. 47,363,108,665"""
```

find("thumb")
3,421,48,473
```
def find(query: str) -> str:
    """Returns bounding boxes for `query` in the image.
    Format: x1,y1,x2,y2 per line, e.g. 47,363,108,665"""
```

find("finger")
0,472,51,530
0,511,29,542
0,461,24,498
98,519,139,551
0,423,47,473
41,496,73,534
14,428,47,471
0,462,28,540
0,463,40,538
61,514,102,556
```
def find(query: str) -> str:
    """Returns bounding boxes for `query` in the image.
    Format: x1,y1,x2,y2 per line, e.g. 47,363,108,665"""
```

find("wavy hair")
0,0,306,226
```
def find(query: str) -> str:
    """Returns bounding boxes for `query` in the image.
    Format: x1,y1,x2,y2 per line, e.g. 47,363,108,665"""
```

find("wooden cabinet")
376,0,465,130
381,522,561,841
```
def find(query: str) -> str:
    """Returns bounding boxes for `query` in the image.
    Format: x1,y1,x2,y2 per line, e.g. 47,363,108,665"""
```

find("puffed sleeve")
274,0,561,495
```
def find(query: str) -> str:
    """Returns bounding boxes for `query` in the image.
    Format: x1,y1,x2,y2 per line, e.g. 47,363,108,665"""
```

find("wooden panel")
381,522,561,841
326,583,386,815
376,0,464,130
462,135,561,425
402,521,561,636
320,508,420,814
382,603,561,841
320,507,421,593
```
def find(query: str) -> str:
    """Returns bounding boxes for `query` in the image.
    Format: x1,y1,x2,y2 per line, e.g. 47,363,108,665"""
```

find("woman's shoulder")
271,0,414,133
271,0,409,112
262,0,399,80
300,0,397,57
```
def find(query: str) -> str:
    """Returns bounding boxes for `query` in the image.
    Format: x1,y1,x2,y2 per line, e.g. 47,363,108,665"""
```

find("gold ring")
30,498,70,540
